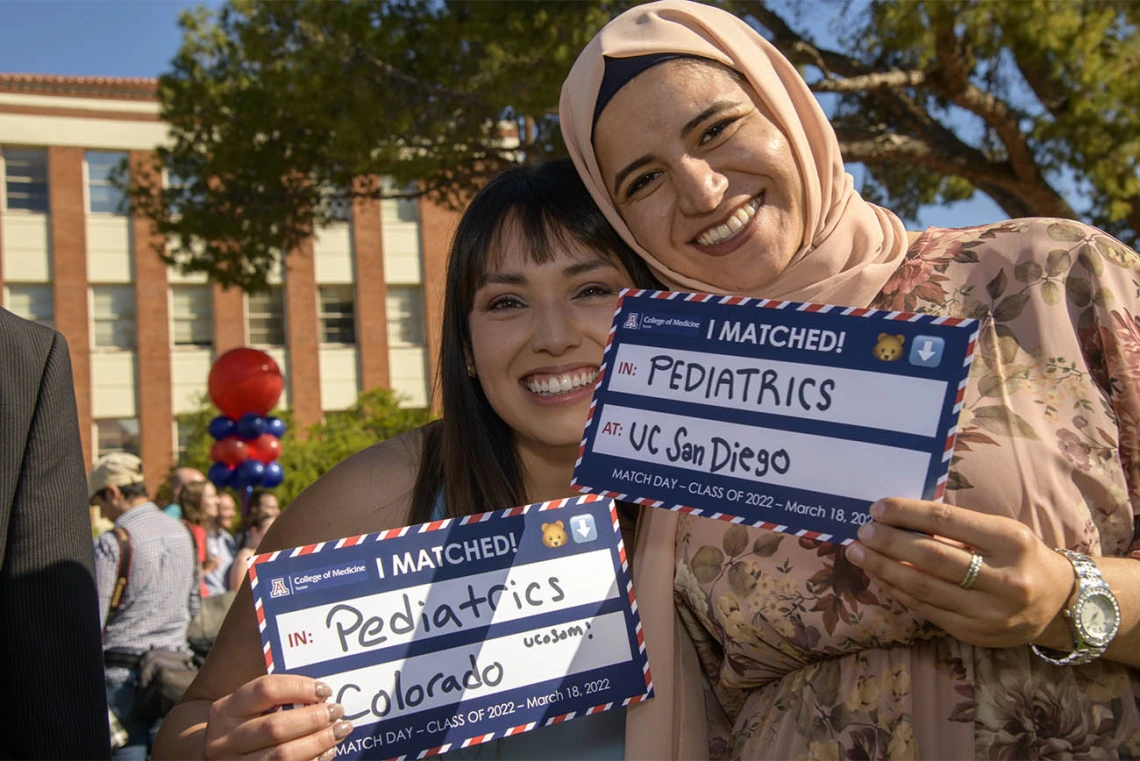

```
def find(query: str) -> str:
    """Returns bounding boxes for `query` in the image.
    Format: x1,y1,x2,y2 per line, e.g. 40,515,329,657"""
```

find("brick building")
0,74,459,494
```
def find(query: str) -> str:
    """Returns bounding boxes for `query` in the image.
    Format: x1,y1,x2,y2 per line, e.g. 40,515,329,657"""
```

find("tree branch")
837,129,1078,221
929,21,1039,184
812,70,927,93
730,0,870,78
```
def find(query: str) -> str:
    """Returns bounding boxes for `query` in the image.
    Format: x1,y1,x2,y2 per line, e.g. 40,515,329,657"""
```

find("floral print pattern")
675,220,1140,759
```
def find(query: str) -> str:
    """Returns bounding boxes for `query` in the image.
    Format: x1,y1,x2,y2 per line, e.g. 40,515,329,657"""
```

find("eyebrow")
482,259,616,285
563,260,616,277
611,99,743,194
680,100,741,138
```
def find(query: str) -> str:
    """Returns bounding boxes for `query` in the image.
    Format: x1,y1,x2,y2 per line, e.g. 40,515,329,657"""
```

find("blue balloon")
236,458,266,487
207,461,235,489
208,415,237,441
261,461,285,489
265,416,287,439
236,413,267,441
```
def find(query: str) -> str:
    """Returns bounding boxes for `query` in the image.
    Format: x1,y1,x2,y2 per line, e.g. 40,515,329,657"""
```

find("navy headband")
591,53,694,135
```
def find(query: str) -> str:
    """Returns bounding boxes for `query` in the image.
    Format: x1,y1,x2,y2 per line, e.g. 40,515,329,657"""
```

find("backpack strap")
104,526,132,635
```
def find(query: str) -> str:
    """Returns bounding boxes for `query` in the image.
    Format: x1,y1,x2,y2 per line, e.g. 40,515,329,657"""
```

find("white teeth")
524,369,599,396
695,195,762,247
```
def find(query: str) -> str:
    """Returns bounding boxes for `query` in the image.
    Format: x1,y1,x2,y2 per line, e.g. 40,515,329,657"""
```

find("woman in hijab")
561,2,1140,758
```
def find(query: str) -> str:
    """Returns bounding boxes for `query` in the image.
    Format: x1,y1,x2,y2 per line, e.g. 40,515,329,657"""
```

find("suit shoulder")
0,308,55,361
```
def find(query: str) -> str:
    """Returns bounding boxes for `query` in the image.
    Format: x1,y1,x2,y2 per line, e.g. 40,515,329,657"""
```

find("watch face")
1077,591,1120,645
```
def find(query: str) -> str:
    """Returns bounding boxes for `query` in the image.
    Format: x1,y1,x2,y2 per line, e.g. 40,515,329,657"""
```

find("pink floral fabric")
675,219,1140,759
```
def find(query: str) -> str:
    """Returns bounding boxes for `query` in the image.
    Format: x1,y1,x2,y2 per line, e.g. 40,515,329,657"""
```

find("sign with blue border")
572,291,978,545
248,494,651,760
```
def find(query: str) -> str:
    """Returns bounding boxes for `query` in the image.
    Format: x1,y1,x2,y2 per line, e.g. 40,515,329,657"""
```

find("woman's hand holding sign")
844,498,1077,650
203,675,351,761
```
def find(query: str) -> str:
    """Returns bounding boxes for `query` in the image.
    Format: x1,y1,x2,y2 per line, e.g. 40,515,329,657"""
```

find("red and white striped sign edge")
572,291,981,538
249,493,650,712
249,495,615,570
376,692,648,761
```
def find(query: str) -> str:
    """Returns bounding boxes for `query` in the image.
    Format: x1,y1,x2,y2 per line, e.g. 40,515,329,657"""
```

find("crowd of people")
161,471,280,601
2,2,1138,760
87,457,282,757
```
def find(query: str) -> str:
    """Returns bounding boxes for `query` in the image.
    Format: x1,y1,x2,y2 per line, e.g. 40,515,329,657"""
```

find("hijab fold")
560,0,910,308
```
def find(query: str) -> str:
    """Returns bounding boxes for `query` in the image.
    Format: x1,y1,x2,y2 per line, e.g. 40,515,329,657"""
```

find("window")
171,285,213,347
324,186,352,223
174,417,196,463
91,285,136,349
319,285,356,344
87,150,128,214
3,147,48,212
382,177,418,223
386,286,425,346
96,418,140,458
6,284,53,329
247,287,285,346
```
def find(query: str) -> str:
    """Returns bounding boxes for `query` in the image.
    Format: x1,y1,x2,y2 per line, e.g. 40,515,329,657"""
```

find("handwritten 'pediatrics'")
647,355,835,413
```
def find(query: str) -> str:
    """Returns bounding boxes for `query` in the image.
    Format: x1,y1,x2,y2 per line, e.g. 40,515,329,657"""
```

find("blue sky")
0,0,1007,229
0,1,221,78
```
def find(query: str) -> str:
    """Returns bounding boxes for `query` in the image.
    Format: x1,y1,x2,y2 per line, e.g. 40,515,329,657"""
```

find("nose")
529,302,582,356
674,156,727,216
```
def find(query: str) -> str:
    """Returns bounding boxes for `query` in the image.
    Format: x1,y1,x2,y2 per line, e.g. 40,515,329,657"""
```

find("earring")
466,362,477,378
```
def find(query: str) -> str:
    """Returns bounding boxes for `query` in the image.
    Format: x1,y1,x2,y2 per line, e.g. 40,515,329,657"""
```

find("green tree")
130,0,1140,292
742,0,1140,240
178,387,431,508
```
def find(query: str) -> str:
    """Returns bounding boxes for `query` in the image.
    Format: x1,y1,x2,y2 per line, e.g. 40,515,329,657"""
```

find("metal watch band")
1030,548,1112,667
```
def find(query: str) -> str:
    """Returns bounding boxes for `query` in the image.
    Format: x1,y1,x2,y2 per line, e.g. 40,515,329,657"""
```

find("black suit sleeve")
0,330,111,759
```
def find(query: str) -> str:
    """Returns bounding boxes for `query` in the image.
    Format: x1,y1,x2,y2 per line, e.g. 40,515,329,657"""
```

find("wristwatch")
1031,548,1120,666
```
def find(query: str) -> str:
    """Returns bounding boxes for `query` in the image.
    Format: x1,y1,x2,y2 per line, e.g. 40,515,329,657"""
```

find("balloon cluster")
206,348,287,492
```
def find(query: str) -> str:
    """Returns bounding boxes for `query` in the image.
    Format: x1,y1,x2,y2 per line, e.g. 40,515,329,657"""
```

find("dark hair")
409,158,659,522
248,489,275,514
97,481,149,504
119,481,150,502
179,480,212,525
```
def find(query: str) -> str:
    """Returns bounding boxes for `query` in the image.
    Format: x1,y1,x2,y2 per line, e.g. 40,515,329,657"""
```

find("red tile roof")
0,73,159,101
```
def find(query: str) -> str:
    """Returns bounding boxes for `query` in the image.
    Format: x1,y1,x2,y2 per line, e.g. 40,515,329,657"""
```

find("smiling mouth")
522,368,599,397
693,192,765,247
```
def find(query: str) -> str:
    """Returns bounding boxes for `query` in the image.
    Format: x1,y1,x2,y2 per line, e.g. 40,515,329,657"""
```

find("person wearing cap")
91,451,201,761
1,307,110,759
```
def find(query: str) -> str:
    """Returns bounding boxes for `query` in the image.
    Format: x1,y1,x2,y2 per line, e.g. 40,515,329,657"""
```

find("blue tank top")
430,495,626,760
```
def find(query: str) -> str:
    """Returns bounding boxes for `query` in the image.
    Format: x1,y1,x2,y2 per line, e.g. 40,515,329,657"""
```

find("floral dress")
674,219,1140,759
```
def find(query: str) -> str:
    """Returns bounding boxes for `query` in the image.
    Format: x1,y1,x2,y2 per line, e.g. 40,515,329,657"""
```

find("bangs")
444,159,658,355
479,208,617,286
454,162,634,296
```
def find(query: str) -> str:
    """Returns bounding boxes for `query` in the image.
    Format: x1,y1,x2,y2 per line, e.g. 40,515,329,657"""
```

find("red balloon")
248,433,282,464
208,348,284,419
210,437,249,466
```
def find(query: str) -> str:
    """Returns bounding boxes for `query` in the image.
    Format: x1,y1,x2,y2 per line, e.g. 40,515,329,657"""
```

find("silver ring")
959,551,983,589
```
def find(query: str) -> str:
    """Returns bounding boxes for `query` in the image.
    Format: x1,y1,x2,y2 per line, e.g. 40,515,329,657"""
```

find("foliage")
738,0,1140,239
177,387,432,508
126,0,627,290
128,0,1140,291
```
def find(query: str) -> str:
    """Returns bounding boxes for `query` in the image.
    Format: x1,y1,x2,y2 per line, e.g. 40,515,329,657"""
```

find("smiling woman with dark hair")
561,2,1140,758
153,158,659,761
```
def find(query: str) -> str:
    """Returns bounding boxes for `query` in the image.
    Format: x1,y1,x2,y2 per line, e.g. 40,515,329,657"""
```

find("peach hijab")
560,0,909,307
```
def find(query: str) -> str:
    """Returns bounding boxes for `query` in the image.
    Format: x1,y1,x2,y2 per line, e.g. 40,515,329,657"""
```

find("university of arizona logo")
270,578,290,598
623,312,640,330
